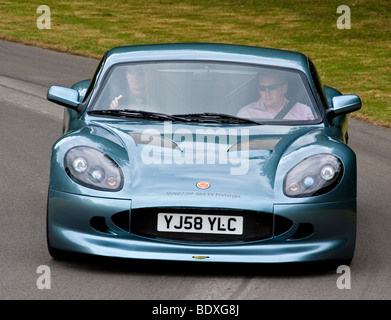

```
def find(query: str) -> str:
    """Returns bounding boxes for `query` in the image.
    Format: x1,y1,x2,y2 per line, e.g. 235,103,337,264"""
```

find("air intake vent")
274,215,293,237
228,138,280,152
90,212,130,234
112,211,130,232
287,223,314,240
129,133,181,150
90,216,111,234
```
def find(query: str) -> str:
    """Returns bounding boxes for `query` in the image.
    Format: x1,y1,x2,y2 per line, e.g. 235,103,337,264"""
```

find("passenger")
109,67,147,109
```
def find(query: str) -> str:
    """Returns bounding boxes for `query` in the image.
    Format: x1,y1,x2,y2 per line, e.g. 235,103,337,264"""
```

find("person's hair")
125,65,144,76
258,70,287,84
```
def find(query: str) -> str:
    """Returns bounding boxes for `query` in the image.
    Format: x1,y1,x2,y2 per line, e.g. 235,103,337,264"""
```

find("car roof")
103,43,310,74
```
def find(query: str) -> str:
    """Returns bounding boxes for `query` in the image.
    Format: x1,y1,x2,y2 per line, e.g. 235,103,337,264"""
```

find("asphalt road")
0,40,390,300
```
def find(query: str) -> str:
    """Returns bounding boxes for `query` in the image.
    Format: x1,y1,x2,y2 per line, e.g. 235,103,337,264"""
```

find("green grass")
1,0,390,126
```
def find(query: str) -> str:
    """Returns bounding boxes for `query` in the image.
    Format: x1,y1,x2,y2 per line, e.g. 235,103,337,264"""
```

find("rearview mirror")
47,86,80,109
327,94,361,120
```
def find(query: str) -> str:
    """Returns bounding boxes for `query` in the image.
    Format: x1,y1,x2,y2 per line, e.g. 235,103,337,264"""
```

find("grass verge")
1,0,390,126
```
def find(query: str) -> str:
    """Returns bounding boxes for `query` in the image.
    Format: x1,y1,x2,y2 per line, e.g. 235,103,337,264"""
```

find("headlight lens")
64,146,123,191
283,154,343,197
72,157,88,173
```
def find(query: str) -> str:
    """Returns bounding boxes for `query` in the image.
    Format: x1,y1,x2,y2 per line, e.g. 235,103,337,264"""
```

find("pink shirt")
237,98,314,121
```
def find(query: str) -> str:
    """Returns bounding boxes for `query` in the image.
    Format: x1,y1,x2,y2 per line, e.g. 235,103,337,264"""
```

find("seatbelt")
273,100,295,120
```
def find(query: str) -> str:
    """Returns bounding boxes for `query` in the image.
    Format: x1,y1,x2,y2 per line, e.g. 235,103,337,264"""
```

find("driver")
109,67,147,109
237,72,314,120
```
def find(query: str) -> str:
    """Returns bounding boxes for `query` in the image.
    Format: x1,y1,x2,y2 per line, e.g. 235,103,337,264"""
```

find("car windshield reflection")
90,62,319,123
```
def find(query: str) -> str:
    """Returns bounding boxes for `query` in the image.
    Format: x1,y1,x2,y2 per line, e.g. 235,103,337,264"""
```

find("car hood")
90,120,327,210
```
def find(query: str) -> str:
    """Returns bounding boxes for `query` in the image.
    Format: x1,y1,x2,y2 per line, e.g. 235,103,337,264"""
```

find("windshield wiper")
88,110,261,125
171,113,262,125
88,109,191,122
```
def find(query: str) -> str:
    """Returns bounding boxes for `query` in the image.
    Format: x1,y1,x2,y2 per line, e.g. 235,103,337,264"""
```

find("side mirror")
47,86,80,109
327,94,361,120
71,79,91,102
323,85,342,108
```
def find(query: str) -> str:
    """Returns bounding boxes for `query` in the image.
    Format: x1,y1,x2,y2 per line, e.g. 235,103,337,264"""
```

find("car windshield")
90,61,319,124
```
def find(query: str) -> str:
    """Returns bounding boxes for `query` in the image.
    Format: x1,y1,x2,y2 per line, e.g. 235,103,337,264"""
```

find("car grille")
129,207,292,243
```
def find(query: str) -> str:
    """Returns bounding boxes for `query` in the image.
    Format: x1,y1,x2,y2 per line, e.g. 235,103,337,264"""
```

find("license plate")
157,213,243,235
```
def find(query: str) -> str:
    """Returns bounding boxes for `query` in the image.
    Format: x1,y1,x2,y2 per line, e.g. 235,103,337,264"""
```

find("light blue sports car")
46,43,361,264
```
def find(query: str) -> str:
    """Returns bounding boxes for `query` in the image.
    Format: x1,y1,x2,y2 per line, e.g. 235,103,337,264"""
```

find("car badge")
196,181,210,189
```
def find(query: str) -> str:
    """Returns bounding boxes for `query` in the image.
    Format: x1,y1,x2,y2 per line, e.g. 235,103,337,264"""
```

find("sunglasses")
258,83,283,91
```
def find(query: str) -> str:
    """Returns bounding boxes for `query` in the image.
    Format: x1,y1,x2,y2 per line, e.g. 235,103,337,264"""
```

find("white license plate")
157,213,243,235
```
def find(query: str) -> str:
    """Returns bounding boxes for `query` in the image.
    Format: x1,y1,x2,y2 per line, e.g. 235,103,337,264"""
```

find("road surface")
0,40,390,300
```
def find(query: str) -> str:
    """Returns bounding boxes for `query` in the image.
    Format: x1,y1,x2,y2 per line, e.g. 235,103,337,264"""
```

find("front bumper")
47,189,356,263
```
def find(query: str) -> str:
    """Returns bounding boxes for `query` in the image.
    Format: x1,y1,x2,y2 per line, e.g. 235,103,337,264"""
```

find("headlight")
283,154,343,197
64,146,123,191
